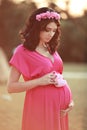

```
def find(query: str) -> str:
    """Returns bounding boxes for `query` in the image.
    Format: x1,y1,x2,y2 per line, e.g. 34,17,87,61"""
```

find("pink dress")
10,44,72,130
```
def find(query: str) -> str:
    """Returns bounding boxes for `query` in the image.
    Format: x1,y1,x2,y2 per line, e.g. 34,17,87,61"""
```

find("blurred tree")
60,19,87,62
0,0,17,58
0,0,87,62
0,0,37,60
48,2,87,62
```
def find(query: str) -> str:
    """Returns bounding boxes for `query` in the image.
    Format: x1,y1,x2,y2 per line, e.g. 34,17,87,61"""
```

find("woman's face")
39,22,57,44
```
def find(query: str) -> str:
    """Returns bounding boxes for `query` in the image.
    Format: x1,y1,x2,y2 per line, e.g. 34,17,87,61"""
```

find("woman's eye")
45,29,57,33
45,29,50,32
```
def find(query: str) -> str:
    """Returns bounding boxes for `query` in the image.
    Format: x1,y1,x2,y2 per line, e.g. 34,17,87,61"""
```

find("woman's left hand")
60,100,74,117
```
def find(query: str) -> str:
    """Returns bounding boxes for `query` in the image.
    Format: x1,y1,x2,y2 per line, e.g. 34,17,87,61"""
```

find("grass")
68,78,87,130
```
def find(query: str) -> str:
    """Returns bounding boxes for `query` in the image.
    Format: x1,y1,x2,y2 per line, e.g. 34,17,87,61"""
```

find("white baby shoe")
54,72,67,87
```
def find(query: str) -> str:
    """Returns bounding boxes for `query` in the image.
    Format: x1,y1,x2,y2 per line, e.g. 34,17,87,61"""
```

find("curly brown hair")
20,7,61,54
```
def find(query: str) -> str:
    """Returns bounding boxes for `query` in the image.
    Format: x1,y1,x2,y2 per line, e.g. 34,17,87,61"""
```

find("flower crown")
36,11,60,21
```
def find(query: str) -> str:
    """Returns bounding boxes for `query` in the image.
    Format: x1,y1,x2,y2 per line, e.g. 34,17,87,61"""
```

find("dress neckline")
34,50,55,64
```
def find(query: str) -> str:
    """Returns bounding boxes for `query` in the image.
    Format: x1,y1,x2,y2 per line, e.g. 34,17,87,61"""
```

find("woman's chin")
45,39,51,43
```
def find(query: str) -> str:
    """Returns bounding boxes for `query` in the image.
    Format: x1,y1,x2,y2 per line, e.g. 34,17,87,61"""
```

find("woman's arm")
7,66,56,93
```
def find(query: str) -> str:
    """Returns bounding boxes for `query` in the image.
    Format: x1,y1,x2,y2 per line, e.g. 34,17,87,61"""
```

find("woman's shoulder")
54,51,60,56
55,51,63,60
14,44,24,53
14,44,34,57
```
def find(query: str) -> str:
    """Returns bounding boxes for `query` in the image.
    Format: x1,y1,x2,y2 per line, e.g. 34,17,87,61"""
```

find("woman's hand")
60,100,74,117
38,71,67,87
38,71,57,86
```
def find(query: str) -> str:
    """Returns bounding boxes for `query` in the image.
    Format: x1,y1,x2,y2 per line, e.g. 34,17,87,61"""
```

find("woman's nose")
49,31,55,37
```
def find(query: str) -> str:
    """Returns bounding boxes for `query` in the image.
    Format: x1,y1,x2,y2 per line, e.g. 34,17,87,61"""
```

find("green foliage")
59,15,87,62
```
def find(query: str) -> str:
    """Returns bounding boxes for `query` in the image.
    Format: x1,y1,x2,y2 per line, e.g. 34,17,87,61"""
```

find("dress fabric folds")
10,44,72,130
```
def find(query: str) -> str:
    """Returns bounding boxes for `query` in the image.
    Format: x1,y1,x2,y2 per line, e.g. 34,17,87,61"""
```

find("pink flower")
41,13,47,19
36,15,41,21
46,11,51,19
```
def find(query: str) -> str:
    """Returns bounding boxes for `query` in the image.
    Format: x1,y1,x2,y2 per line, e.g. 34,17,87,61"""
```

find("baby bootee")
54,72,67,87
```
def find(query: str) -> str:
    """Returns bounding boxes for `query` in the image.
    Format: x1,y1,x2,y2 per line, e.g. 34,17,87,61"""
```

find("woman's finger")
60,102,74,117
60,110,67,117
69,100,74,108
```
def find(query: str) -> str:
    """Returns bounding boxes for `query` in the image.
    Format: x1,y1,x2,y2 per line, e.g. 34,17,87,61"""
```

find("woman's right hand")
38,71,57,86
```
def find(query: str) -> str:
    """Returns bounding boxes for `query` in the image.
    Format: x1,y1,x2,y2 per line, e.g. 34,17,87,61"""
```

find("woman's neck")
35,42,54,63
36,42,48,53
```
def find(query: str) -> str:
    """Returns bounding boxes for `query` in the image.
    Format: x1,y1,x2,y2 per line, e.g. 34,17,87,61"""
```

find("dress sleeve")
9,45,30,79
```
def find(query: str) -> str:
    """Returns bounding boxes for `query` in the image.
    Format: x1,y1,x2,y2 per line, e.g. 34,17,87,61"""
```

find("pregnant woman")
7,7,74,130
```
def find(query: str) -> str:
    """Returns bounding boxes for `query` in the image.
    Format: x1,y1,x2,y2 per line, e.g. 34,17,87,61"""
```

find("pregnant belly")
43,84,72,110
56,84,72,109
27,84,72,110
